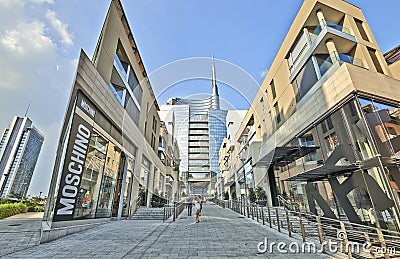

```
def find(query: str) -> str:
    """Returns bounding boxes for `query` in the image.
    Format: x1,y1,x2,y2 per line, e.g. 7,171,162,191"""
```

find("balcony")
289,20,356,78
319,51,364,76
309,20,353,43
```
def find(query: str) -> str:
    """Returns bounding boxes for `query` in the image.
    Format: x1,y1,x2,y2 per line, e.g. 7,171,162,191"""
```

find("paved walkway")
4,204,329,258
0,212,43,256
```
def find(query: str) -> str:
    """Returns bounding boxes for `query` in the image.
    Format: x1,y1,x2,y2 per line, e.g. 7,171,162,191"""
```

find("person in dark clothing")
187,198,193,216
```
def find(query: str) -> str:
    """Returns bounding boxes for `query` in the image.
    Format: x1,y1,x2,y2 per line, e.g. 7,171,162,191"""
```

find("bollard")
261,207,265,225
276,208,281,232
299,212,306,243
251,204,254,220
316,216,324,252
286,210,292,237
268,207,272,228
256,206,259,222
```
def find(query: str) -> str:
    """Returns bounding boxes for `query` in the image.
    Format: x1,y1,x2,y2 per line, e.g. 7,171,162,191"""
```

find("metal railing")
214,198,400,258
163,199,186,222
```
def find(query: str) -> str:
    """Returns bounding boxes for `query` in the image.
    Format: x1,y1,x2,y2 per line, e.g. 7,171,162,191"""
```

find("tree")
223,191,229,200
255,186,267,200
232,191,237,200
248,188,256,203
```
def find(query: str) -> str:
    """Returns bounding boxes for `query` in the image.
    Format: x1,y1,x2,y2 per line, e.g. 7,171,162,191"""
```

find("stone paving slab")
4,203,330,258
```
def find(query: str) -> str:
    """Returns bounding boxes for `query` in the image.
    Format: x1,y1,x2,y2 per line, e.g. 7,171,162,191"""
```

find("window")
321,120,327,133
354,18,369,42
270,80,276,99
152,116,157,132
367,47,384,73
151,134,156,149
326,117,334,130
325,132,339,152
274,102,281,123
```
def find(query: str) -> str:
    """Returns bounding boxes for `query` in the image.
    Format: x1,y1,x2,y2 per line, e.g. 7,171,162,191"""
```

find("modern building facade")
44,0,179,232
217,110,247,199
225,0,400,231
0,116,44,198
160,58,227,196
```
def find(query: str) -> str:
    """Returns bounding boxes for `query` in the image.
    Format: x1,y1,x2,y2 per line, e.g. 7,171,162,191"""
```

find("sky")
0,0,398,197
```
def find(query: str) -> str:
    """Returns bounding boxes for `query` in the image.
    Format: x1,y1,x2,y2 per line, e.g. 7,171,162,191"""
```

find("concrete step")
131,207,166,220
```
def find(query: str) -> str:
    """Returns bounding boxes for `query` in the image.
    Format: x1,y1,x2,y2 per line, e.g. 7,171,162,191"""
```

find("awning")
285,164,360,182
254,146,319,167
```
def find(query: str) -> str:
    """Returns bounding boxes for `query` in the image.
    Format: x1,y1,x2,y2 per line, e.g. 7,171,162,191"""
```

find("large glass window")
74,130,107,219
96,143,121,218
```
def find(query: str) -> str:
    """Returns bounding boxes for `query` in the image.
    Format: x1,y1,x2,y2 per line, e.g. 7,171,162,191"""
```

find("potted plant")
255,186,268,206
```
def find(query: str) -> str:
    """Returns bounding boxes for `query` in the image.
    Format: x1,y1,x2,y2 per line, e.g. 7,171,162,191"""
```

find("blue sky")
0,0,398,196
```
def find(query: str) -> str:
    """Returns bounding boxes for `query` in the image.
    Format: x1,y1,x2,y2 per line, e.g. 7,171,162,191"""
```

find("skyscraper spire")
211,54,220,110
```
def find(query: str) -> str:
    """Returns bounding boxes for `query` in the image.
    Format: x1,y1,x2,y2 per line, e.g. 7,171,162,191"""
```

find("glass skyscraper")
0,116,44,198
160,57,227,195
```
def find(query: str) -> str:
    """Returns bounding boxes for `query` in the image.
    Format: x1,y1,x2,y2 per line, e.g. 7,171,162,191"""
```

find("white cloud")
0,0,76,196
0,20,54,55
32,0,54,3
45,9,73,46
259,69,268,78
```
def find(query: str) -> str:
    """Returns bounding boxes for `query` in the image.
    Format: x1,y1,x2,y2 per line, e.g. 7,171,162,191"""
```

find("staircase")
130,207,164,220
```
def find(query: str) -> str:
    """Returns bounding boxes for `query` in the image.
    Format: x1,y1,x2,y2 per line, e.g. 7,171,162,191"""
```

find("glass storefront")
52,92,137,222
96,143,121,218
279,97,400,230
74,130,107,219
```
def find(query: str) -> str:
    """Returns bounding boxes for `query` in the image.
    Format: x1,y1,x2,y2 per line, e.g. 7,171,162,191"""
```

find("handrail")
277,195,300,212
163,198,187,222
214,198,400,258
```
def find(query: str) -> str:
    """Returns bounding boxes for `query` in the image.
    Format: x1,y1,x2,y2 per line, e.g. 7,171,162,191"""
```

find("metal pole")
276,207,280,232
286,210,292,237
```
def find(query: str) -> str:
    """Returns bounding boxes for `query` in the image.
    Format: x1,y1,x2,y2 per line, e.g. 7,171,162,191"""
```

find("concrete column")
146,163,155,207
129,150,142,217
117,156,128,220
316,9,326,27
325,39,338,62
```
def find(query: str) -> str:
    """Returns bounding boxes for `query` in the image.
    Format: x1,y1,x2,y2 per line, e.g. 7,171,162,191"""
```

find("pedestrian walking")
194,197,201,223
187,197,193,216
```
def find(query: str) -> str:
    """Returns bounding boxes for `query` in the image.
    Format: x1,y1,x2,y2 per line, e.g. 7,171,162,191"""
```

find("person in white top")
194,197,201,223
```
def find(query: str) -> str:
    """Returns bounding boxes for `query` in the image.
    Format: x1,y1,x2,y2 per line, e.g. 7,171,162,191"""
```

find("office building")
160,57,227,196
0,116,44,198
226,0,400,231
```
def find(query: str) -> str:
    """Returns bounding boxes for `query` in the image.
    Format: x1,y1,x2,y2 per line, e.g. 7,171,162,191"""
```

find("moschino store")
49,91,136,222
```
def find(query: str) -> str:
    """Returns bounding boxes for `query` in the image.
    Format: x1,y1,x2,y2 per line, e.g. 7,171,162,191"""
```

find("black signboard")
53,92,96,221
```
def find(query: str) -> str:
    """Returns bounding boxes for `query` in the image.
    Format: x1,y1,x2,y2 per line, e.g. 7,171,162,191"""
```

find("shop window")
74,130,108,219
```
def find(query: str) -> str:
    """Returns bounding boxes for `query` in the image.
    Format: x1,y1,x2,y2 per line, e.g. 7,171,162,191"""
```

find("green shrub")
255,186,267,200
27,205,45,212
248,188,257,203
0,203,27,219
